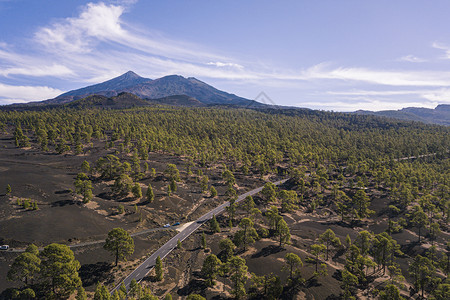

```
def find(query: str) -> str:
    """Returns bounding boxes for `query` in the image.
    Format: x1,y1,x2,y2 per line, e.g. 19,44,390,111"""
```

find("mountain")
354,104,450,126
65,92,150,109
47,71,150,104
45,71,259,107
149,95,203,106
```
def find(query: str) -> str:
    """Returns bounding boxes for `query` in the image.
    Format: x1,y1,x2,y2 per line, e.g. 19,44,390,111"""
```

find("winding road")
111,178,288,294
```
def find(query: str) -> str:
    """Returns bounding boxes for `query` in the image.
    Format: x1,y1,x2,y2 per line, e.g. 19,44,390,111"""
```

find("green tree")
40,243,82,298
242,195,255,216
164,294,173,300
146,183,154,203
118,283,127,299
355,230,373,256
186,295,206,300
410,205,429,243
94,283,110,300
165,164,180,182
265,206,281,231
210,186,217,197
228,256,248,299
6,184,11,195
112,174,133,196
234,217,258,251
96,154,122,179
341,269,358,300
432,283,450,300
318,228,341,260
283,253,303,280
250,272,283,299
279,190,298,212
373,232,402,274
7,247,41,285
201,232,207,249
18,288,36,299
275,218,291,247
81,160,91,173
129,278,142,299
352,189,372,219
169,179,177,193
262,182,277,203
210,214,221,233
155,255,163,281
201,254,222,286
74,174,93,203
219,238,236,262
379,284,404,300
222,169,236,186
132,182,142,198
408,255,435,298
76,286,88,300
310,244,326,273
104,228,134,266
200,175,209,192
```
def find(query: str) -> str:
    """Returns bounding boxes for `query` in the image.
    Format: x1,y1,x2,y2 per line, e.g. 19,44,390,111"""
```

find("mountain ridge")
354,104,450,126
45,71,258,107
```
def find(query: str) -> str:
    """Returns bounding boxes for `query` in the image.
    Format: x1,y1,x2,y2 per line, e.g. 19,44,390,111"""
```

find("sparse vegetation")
0,103,448,298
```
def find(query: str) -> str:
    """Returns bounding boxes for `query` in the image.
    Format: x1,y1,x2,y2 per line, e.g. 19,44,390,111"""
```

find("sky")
1,0,450,111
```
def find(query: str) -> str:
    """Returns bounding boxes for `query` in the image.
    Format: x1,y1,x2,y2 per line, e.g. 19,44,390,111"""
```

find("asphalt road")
111,178,288,294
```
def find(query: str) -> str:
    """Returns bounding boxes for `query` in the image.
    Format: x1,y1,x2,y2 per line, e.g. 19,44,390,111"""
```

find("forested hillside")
0,105,448,299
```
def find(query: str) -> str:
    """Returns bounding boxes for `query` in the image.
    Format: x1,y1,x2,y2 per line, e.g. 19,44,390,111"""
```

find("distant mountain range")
3,71,448,125
42,71,260,107
354,105,450,126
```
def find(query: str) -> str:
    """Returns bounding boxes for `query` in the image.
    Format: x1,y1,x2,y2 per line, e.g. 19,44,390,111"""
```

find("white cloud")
35,2,125,53
296,100,438,112
2,1,450,110
300,64,450,87
432,42,450,59
0,64,73,77
0,83,63,103
207,62,244,69
399,55,426,63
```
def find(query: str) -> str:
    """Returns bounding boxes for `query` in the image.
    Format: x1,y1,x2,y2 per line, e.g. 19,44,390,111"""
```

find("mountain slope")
49,71,150,104
47,71,258,107
354,104,450,126
65,92,150,109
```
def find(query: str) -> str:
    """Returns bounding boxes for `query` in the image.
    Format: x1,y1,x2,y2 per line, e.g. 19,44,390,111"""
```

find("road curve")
111,178,288,294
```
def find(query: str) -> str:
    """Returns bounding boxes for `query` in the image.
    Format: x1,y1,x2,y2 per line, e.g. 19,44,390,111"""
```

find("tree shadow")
51,199,77,207
79,262,114,287
97,192,113,200
305,276,321,288
332,269,342,281
177,279,207,296
401,240,420,256
251,245,286,258
0,288,17,300
54,189,72,195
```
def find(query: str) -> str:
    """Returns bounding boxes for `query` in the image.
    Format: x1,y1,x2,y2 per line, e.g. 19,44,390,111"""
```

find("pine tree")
201,254,222,286
210,214,221,233
132,183,142,198
201,232,207,249
155,256,163,281
103,228,134,266
210,186,217,197
146,183,154,203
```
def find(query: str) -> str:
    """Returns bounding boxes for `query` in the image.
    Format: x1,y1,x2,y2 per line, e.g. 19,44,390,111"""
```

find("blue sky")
1,0,450,111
